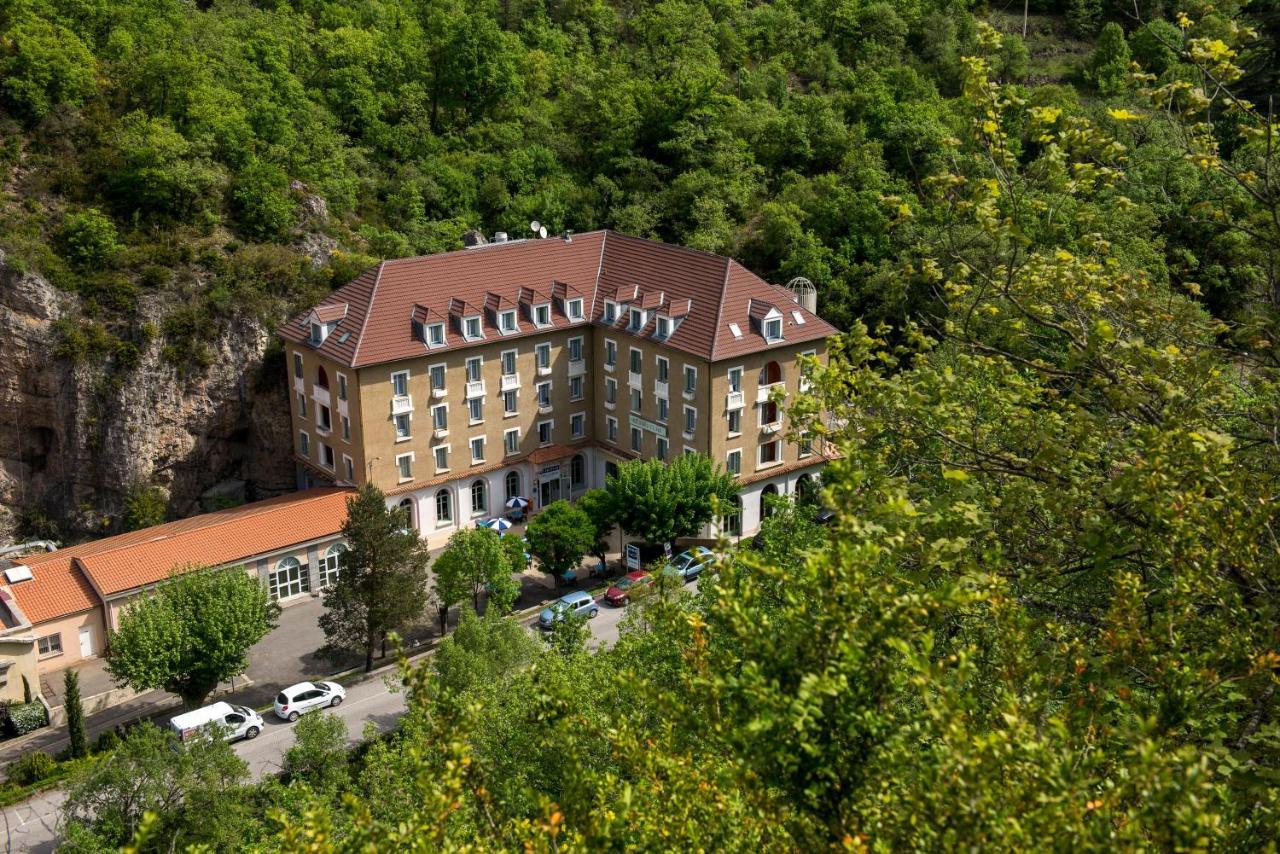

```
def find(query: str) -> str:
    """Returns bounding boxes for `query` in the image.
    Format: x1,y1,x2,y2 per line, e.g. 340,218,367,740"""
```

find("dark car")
604,571,655,606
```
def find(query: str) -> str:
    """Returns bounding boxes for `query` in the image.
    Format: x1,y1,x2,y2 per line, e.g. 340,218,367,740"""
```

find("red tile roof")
10,489,355,620
280,231,836,367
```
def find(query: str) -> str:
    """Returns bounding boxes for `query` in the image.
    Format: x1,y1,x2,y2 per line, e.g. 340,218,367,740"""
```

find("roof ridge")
605,231,735,264
352,262,385,367
709,256,732,361
380,229,609,268
590,231,609,317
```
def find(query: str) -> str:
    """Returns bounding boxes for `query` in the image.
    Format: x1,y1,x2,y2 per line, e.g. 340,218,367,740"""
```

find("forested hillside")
1,0,1276,537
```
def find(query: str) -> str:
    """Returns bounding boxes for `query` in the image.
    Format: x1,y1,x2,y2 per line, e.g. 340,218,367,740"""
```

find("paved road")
0,583,683,852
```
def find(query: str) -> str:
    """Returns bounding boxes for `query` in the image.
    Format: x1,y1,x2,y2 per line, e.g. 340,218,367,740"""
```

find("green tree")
0,17,97,120
606,454,737,552
524,500,594,583
431,527,512,614
123,482,167,531
60,722,249,850
106,566,278,708
574,488,616,564
431,608,539,697
1087,22,1131,96
232,158,294,240
1066,0,1103,37
59,209,121,268
320,484,431,671
283,712,348,794
64,669,86,760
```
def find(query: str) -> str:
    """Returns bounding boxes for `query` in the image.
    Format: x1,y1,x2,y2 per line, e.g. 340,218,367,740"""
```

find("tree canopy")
606,453,738,550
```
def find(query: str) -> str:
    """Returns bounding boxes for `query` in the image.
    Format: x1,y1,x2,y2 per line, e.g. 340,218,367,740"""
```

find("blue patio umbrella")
505,496,530,510
477,517,513,534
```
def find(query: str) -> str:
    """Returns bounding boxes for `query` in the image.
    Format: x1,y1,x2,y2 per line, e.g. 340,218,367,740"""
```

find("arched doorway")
505,470,521,502
759,361,782,386
435,489,453,524
319,543,346,588
760,483,779,520
796,473,815,505
471,479,488,516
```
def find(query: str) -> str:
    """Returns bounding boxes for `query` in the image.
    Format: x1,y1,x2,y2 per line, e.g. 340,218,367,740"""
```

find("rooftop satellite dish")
538,226,548,239
530,220,541,234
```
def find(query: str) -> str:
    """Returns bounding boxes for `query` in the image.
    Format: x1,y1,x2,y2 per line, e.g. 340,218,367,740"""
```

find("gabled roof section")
279,230,837,366
309,303,348,324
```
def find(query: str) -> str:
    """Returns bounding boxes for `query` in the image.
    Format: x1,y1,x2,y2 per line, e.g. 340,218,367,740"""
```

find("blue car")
662,547,715,582
537,590,599,630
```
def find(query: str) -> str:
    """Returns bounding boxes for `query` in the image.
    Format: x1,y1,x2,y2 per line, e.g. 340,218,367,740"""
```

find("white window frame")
568,336,583,362
337,372,348,401
396,452,414,482
535,342,552,370
297,391,307,418
655,315,671,339
500,348,518,376
429,362,446,392
728,366,743,393
341,415,351,442
500,309,518,334
503,389,519,416
726,448,742,474
683,365,697,396
630,426,643,452
537,420,554,446
603,299,617,323
764,312,783,343
468,396,483,424
567,297,584,320
504,427,521,455
394,412,412,442
536,380,552,408
465,356,483,383
605,339,617,368
569,375,584,401
471,436,486,463
760,398,780,427
606,416,618,443
293,352,304,379
656,437,668,461
391,369,410,398
758,439,781,468
658,397,669,423
435,489,453,526
683,405,697,437
727,408,741,436
431,402,449,432
533,303,552,327
463,315,484,341
629,307,645,331
470,480,488,515
570,412,585,438
433,444,450,472
319,441,335,469
605,377,617,405
427,322,446,347
629,346,642,374
36,633,62,658
630,387,642,414
299,430,310,457
343,454,354,481
656,356,669,383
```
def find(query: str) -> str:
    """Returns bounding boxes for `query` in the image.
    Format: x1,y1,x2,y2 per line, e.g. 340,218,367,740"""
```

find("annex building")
281,230,837,548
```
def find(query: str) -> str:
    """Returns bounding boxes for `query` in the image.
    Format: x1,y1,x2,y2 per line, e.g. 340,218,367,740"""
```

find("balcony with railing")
465,380,486,399
757,382,785,404
391,395,413,415
500,374,520,392
726,390,744,410
653,380,668,399
568,359,586,377
628,371,642,389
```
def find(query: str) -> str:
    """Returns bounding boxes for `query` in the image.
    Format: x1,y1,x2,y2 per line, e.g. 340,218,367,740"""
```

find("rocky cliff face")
0,249,295,543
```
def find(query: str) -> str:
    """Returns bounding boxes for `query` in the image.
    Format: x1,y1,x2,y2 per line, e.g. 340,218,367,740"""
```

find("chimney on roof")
462,229,488,248
562,229,573,242
493,231,509,243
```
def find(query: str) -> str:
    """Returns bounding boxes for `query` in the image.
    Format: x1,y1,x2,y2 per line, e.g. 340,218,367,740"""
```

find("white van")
169,701,264,743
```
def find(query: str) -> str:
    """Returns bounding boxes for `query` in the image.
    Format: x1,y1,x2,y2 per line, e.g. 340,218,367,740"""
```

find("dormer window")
655,315,671,340
567,298,584,320
464,315,483,340
427,323,445,347
310,322,326,345
629,308,646,331
764,316,783,342
603,300,617,323
500,310,518,334
534,303,551,327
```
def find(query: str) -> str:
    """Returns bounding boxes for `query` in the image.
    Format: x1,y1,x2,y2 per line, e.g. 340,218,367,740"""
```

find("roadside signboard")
625,543,641,570
663,542,672,557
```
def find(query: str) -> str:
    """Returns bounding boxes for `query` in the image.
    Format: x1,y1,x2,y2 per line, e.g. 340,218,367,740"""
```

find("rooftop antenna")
786,276,817,313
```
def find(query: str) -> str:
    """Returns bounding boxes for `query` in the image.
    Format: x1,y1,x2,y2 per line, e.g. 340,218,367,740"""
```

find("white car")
274,680,345,721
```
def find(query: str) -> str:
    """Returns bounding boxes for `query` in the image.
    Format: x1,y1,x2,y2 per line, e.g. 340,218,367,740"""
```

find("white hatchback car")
274,680,346,722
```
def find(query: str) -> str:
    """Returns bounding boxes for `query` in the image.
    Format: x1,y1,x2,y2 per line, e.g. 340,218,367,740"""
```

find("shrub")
1129,19,1183,77
0,18,97,120
92,729,121,754
7,701,49,736
59,209,121,267
231,158,294,240
123,483,166,531
8,751,56,786
1087,23,1131,97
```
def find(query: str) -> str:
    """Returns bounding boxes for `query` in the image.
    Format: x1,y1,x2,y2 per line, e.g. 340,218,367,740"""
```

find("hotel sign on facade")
628,414,667,438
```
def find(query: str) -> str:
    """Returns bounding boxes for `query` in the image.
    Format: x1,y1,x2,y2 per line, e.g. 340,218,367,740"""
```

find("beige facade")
27,608,106,674
0,637,39,703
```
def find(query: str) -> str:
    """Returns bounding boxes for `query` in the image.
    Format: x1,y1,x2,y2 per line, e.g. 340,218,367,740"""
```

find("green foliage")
1087,22,1131,96
21,674,31,704
232,158,293,240
122,482,166,531
60,722,249,851
524,500,594,580
7,751,55,786
1066,0,1104,37
0,17,96,119
283,713,348,794
574,488,616,561
320,484,431,671
431,527,512,615
606,454,738,549
106,566,279,708
1129,19,1184,76
59,209,120,268
4,701,47,736
64,669,87,760
431,609,539,698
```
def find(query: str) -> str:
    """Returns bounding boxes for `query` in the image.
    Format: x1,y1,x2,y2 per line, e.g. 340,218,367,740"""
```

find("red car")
604,571,655,606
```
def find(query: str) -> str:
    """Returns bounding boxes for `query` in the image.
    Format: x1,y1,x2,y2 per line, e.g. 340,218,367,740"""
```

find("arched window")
398,498,415,530
436,489,452,523
268,556,309,601
471,480,488,515
571,454,585,488
505,470,521,502
759,361,782,386
796,474,815,505
761,483,779,520
723,496,742,537
317,365,329,389
319,543,346,588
